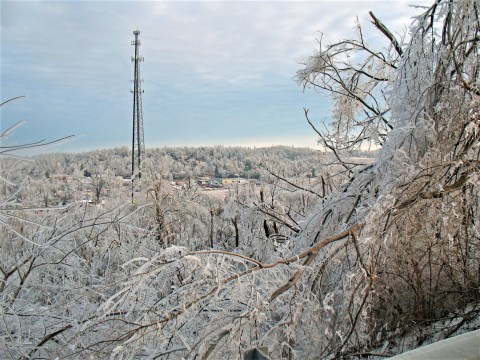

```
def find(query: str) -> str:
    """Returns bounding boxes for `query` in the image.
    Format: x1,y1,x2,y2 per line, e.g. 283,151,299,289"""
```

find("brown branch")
269,223,364,301
335,279,373,357
23,324,73,359
191,250,263,267
98,224,363,346
265,167,322,199
351,231,370,278
145,224,364,329
369,11,403,56
460,78,480,97
251,201,300,233
396,171,470,210
0,95,26,108
304,108,356,171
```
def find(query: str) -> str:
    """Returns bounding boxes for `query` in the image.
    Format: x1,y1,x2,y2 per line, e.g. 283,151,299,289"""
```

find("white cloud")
1,0,434,151
5,1,427,88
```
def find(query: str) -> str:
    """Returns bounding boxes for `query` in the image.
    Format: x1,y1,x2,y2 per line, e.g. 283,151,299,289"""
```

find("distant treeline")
23,145,377,181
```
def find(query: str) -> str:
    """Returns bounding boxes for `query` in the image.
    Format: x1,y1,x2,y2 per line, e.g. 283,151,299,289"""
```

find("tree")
90,2,478,358
214,164,221,178
89,164,106,203
296,11,402,164
288,1,480,357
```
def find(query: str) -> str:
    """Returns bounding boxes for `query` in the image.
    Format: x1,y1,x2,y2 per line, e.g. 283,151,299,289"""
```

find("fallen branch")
269,223,364,301
95,223,364,349
395,171,471,210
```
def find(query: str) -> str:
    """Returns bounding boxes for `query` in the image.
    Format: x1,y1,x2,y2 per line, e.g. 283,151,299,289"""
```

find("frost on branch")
2,1,480,359
68,2,480,358
291,1,480,357
296,14,400,153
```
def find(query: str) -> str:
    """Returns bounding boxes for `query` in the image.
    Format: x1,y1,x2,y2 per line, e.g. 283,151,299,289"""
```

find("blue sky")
1,0,430,153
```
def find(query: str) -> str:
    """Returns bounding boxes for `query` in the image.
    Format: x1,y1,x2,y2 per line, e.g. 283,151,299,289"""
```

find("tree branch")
269,223,364,301
369,11,403,56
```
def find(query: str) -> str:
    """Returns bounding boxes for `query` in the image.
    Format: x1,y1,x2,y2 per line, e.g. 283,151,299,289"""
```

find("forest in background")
3,145,365,251
1,1,479,359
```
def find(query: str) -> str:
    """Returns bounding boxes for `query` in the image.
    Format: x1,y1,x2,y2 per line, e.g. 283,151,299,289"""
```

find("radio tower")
131,29,145,201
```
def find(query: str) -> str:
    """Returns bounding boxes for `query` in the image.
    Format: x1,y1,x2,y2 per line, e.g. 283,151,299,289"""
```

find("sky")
1,0,431,153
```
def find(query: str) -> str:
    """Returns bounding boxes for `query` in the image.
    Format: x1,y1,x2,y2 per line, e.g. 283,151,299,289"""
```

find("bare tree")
296,12,404,165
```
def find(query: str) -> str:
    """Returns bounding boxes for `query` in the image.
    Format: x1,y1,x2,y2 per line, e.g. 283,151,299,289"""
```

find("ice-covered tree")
2,1,479,358
88,2,478,358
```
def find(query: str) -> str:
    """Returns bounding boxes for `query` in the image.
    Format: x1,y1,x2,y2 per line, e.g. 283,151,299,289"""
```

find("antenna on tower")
131,28,145,203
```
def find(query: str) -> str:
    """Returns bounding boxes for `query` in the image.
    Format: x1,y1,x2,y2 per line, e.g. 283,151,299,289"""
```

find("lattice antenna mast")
131,29,145,201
